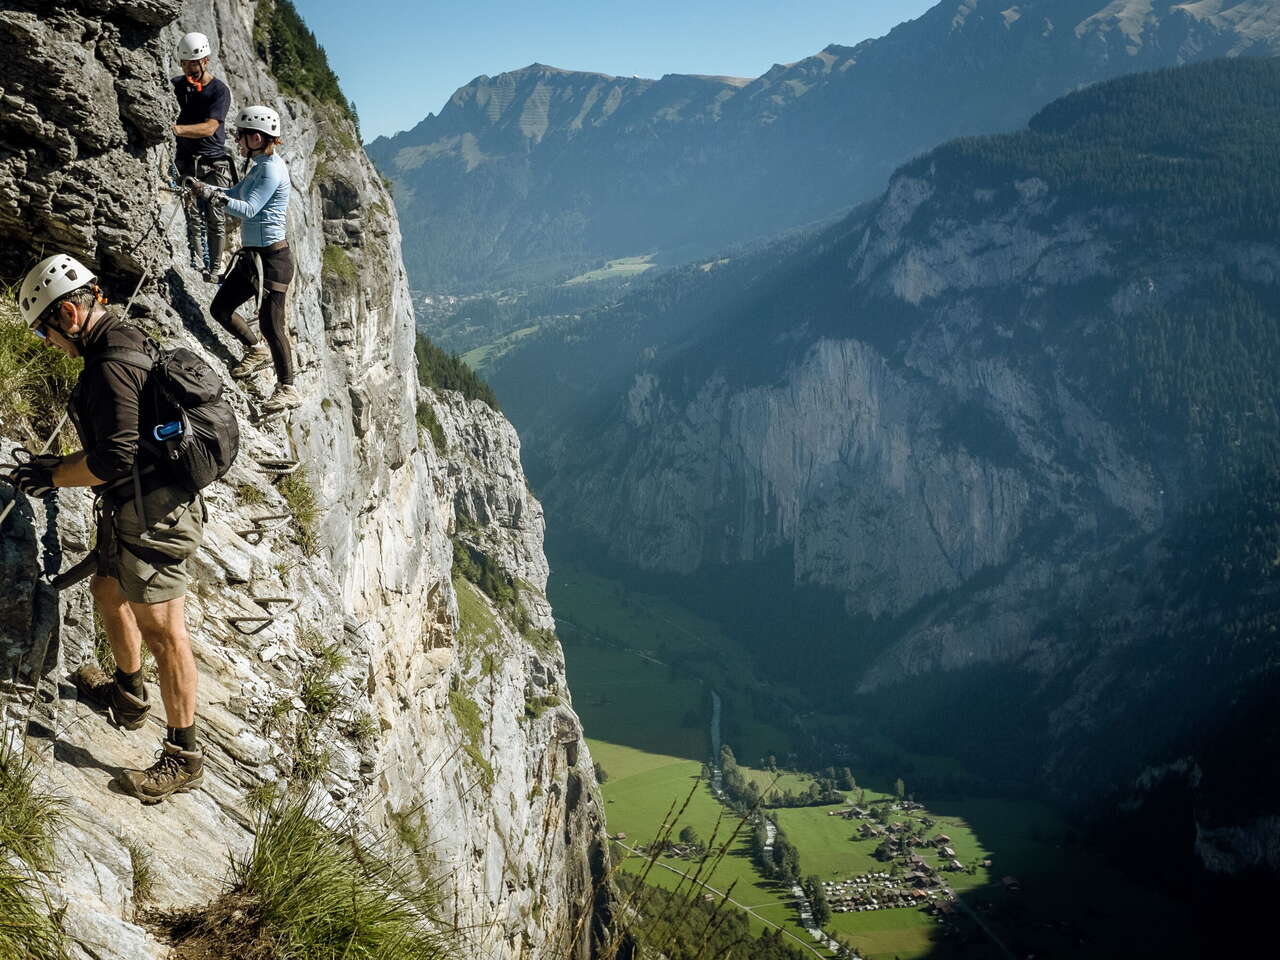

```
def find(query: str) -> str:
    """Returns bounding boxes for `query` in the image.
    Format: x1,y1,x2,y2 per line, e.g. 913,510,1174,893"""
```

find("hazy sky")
289,0,940,141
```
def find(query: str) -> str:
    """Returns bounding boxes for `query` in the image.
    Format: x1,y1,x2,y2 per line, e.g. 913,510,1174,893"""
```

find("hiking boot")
230,342,271,379
203,252,227,284
260,383,301,414
119,740,204,804
70,663,150,731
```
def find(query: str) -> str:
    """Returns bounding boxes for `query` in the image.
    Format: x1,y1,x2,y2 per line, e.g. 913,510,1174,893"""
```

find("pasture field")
826,908,938,959
564,255,656,285
459,323,540,372
589,740,834,956
588,736,1080,960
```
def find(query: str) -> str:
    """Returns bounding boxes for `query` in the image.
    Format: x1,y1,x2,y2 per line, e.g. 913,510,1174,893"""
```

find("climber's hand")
10,451,61,497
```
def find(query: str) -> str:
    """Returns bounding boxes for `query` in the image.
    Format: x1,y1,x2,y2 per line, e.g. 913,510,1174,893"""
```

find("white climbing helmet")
176,32,211,62
17,254,96,329
235,105,282,139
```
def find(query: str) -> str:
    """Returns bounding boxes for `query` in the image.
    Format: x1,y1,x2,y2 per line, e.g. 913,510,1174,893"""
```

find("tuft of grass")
345,710,379,747
0,284,83,448
235,481,266,507
0,737,63,871
415,400,446,454
447,691,493,789
300,670,343,718
321,244,358,293
0,868,69,960
0,735,69,960
122,836,155,908
522,626,560,656
291,731,331,784
173,794,448,959
453,577,500,653
523,694,561,720
276,469,320,556
245,782,282,813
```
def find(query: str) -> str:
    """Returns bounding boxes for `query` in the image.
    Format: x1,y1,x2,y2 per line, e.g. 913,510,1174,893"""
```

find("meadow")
560,566,1190,959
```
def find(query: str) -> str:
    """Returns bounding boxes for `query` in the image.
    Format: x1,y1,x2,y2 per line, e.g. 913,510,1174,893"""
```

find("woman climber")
188,105,299,415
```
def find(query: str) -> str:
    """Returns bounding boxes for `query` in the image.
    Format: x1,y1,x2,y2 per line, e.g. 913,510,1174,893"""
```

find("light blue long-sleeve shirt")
221,153,289,247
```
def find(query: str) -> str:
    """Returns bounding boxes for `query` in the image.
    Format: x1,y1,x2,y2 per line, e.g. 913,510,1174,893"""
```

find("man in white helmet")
189,105,300,414
11,254,206,804
172,31,233,281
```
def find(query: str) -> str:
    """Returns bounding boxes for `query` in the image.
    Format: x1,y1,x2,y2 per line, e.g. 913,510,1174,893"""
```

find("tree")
806,875,831,927
593,761,608,784
678,825,701,850
895,777,906,800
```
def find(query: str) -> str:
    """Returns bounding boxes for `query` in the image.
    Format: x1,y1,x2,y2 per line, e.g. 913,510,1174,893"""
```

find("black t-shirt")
68,312,151,487
172,75,231,160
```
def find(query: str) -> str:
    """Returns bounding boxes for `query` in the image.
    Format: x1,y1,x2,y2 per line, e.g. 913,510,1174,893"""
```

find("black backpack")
90,340,240,492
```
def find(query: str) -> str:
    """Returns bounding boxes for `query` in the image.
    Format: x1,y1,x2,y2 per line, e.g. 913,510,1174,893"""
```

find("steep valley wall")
532,61,1280,879
0,2,616,957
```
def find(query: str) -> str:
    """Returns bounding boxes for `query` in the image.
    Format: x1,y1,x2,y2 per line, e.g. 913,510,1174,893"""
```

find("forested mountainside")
369,0,1280,290
0,2,621,957
490,57,1280,883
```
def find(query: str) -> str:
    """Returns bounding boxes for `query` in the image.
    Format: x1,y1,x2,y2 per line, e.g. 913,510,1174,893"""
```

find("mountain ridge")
370,0,1280,290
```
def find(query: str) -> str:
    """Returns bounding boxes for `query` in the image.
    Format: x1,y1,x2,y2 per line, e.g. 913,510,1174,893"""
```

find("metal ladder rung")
256,457,299,476
235,511,294,544
226,596,299,635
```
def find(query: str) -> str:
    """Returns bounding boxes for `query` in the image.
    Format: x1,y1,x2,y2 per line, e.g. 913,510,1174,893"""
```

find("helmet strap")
45,288,106,342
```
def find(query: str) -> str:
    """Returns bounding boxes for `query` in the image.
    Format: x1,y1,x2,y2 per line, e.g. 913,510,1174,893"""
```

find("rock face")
369,0,1280,290
0,2,615,958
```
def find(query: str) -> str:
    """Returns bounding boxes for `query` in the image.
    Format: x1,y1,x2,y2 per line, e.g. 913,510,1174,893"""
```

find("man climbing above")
172,31,234,281
189,105,300,414
12,255,206,804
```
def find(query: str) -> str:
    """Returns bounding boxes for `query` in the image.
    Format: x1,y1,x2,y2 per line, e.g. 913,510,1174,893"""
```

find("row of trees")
718,745,848,810
751,816,800,885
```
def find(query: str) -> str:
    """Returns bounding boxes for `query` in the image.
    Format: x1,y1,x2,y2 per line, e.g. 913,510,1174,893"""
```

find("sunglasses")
28,317,47,339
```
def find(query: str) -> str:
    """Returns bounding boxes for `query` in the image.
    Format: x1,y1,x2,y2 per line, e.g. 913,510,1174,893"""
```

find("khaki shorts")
96,484,204,604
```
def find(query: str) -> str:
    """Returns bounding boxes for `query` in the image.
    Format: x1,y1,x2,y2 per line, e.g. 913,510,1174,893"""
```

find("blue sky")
290,0,939,141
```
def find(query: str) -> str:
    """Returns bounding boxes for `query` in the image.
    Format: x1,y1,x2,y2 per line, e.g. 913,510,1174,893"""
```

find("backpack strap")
85,341,159,529
85,346,155,373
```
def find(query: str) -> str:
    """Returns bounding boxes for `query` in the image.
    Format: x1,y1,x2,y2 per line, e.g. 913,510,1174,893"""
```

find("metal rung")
235,511,293,545
227,596,299,635
227,615,274,636
256,457,299,476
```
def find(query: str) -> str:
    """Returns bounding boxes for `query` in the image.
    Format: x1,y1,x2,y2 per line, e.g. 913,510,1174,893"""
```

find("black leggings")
210,243,295,384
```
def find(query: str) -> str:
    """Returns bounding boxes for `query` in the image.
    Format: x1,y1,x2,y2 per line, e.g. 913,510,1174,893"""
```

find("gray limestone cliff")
0,1,616,957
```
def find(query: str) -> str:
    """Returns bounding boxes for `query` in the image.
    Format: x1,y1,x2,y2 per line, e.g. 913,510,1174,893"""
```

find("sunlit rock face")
0,2,614,958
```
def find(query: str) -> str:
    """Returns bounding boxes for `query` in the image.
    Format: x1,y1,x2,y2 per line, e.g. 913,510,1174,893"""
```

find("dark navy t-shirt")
172,75,231,160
